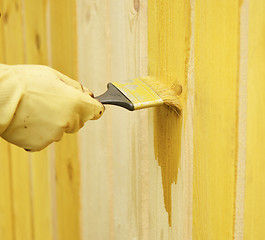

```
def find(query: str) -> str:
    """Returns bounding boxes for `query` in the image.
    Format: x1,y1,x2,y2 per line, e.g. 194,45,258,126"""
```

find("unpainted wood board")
108,0,148,238
193,1,240,239
77,0,113,239
244,0,265,239
23,0,54,239
49,0,80,239
78,0,149,239
2,0,34,239
2,0,25,64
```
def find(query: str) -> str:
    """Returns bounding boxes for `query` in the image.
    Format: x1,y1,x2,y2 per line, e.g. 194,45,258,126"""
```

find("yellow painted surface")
244,0,265,239
1,1,265,240
23,0,54,239
0,141,13,240
193,1,239,239
0,4,14,239
1,0,80,240
0,1,5,60
49,1,80,240
2,1,33,240
24,0,48,65
148,0,190,226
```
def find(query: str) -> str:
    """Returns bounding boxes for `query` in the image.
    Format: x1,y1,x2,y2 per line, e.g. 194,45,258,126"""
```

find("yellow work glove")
0,64,104,151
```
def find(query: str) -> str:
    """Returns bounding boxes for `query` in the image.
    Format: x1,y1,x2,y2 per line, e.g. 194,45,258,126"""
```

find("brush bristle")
140,77,181,113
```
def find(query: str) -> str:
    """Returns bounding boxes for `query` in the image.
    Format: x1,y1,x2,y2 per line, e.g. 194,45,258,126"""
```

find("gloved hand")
0,64,104,151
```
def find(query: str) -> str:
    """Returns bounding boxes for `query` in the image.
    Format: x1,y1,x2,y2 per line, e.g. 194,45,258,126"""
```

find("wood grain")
148,1,193,239
2,1,33,240
0,141,13,240
0,3,14,239
244,0,265,239
193,1,240,239
77,0,148,239
49,0,80,239
23,0,54,239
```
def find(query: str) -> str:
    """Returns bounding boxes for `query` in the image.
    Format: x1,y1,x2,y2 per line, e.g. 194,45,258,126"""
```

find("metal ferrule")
112,79,163,110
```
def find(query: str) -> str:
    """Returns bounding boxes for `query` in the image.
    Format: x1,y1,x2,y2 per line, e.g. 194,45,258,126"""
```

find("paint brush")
95,78,181,112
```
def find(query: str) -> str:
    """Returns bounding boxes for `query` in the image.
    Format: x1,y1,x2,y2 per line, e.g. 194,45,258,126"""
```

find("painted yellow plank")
148,1,191,237
9,146,33,240
23,0,54,239
2,0,33,240
244,0,265,239
0,141,14,240
0,4,14,239
30,151,54,240
193,1,239,239
0,2,5,59
78,0,150,238
23,0,48,65
2,0,24,64
49,1,80,239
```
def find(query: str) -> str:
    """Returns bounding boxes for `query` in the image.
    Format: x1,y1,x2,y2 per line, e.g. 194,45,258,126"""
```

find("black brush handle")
95,83,134,111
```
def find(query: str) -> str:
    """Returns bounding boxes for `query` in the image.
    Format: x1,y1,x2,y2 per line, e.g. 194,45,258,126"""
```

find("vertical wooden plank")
234,0,248,238
8,147,33,240
77,0,112,238
244,0,265,239
148,0,192,239
193,1,239,239
2,0,24,64
49,1,80,239
108,1,144,238
23,0,54,240
0,141,14,240
30,152,54,240
78,0,149,239
0,2,5,59
2,1,33,240
0,3,14,240
23,0,48,65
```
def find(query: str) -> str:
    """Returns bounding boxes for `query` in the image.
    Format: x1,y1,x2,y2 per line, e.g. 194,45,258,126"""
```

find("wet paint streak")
154,109,182,225
148,0,191,226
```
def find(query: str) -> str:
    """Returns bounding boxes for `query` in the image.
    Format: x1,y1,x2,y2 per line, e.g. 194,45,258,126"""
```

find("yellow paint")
0,2,5,60
49,1,80,239
0,141,13,240
9,146,33,240
148,0,191,225
24,0,48,65
23,0,53,239
0,4,14,239
244,0,265,239
2,0,34,239
31,151,53,240
193,1,240,239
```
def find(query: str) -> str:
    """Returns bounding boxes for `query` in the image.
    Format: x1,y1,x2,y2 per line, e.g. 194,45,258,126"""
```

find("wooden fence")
0,0,264,239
